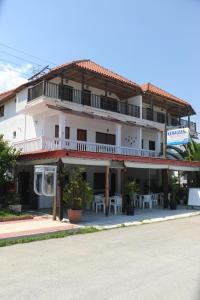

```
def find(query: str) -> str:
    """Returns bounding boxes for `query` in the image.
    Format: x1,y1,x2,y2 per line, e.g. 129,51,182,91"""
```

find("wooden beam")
57,159,63,221
60,72,64,101
162,169,169,208
122,167,127,213
105,165,110,216
52,195,57,220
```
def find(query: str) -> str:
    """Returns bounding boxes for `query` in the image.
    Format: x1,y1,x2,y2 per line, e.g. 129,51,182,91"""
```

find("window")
149,140,155,151
157,112,165,123
65,127,70,139
96,132,116,145
142,139,144,149
0,105,4,117
13,131,16,139
55,125,59,138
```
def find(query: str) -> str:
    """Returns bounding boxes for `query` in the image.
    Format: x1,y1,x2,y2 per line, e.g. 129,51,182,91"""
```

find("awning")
168,165,200,172
125,161,200,172
124,162,168,169
61,157,110,166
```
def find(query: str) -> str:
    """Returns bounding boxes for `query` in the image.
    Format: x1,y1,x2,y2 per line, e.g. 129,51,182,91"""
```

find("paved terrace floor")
78,207,200,227
1,206,199,240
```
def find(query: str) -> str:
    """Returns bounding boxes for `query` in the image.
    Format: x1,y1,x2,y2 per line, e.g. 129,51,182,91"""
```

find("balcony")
28,81,197,133
143,108,197,134
13,136,158,158
28,81,140,118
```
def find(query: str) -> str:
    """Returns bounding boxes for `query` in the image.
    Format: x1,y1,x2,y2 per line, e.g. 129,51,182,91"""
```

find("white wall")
142,128,163,151
121,125,141,148
128,95,142,107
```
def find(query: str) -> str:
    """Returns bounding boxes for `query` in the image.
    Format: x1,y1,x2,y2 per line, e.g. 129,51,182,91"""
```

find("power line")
0,59,33,77
0,50,44,67
0,42,57,66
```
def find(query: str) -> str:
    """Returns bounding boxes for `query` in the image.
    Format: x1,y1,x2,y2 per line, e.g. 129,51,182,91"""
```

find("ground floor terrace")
15,149,200,221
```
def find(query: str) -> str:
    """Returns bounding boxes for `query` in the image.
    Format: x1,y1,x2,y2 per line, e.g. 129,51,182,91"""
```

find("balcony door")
77,129,87,141
96,132,116,145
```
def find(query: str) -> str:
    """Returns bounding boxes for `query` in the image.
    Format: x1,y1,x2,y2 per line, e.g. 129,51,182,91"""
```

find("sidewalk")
0,216,77,240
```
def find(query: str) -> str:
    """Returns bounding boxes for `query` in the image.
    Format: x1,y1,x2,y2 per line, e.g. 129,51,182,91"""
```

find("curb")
90,211,200,230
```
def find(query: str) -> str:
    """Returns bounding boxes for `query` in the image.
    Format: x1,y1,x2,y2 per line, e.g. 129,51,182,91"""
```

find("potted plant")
8,193,22,212
169,175,179,210
63,168,93,223
125,180,139,215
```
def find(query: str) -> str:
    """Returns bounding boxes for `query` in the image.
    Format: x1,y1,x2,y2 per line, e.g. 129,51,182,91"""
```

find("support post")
57,159,64,221
122,167,127,213
59,112,65,149
53,195,57,220
162,169,169,208
156,131,161,155
148,169,151,194
60,72,64,101
105,165,110,216
116,124,122,154
81,72,85,105
188,114,191,128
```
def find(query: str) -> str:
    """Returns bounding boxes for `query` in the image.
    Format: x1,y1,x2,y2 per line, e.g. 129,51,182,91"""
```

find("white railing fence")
13,136,158,158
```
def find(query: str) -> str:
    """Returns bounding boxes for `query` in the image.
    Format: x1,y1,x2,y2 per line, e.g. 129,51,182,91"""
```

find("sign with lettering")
167,128,190,145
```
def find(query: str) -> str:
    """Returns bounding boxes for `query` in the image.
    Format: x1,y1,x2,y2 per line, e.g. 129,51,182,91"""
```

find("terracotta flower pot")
67,209,82,223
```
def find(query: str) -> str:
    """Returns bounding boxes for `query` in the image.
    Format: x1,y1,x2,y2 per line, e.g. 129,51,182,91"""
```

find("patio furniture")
142,194,153,209
152,194,158,208
109,195,122,214
134,194,140,208
94,194,105,213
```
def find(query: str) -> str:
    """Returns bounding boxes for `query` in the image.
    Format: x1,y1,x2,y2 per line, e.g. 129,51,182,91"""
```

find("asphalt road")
1,216,200,300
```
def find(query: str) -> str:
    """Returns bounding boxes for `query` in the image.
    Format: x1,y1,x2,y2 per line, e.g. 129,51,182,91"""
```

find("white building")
0,59,199,213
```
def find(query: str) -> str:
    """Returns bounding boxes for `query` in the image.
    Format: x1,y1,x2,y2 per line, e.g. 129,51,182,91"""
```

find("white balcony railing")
13,136,158,158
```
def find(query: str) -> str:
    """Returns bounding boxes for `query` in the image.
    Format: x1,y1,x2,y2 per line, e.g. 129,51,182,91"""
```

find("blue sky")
0,0,199,131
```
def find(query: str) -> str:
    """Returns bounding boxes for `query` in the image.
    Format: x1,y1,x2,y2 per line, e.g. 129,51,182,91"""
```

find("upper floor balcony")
13,136,158,158
27,81,197,134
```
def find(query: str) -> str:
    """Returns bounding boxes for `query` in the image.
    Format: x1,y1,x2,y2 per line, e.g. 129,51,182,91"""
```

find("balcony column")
188,115,191,128
140,95,143,119
116,124,122,154
60,72,64,101
156,131,161,155
59,112,65,149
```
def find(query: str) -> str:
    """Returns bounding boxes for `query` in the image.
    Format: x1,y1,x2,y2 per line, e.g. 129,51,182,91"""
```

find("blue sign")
167,128,190,145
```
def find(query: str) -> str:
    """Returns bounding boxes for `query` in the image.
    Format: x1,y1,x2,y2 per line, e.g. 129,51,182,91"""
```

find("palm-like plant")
183,139,200,161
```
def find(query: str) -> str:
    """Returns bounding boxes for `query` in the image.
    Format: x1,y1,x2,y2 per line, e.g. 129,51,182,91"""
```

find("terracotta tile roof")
52,59,139,89
140,82,190,106
0,89,16,103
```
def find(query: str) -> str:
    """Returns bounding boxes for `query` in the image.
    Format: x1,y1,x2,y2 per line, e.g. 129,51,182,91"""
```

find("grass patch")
0,209,33,222
0,226,100,247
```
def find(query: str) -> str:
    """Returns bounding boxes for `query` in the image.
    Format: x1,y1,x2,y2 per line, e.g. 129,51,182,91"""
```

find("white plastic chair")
94,195,105,213
142,194,153,209
109,196,122,214
152,194,158,208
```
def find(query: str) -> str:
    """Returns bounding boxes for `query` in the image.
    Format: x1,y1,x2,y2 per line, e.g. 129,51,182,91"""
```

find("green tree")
184,140,200,186
0,135,19,198
184,139,200,161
